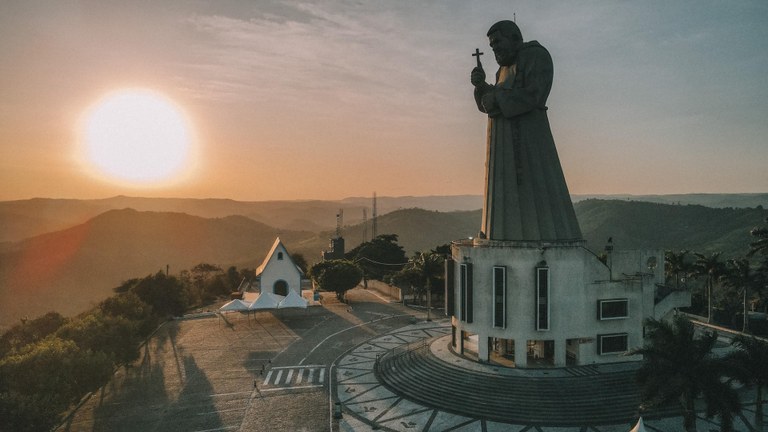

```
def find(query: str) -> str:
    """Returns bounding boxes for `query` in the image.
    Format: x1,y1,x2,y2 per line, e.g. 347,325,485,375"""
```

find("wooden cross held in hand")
472,48,484,68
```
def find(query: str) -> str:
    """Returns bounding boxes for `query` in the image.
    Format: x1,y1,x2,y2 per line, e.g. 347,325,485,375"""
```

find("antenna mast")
372,192,378,239
362,208,368,242
335,209,343,238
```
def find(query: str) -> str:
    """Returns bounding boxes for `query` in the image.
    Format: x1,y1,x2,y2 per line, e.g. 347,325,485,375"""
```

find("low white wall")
365,279,402,301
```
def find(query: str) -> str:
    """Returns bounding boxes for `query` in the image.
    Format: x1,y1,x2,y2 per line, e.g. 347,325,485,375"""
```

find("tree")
309,260,362,300
431,243,452,256
291,253,309,274
346,234,407,281
747,218,768,316
0,312,66,357
56,312,141,366
395,252,444,305
692,252,725,324
726,334,768,430
226,266,241,289
0,338,113,432
748,217,768,257
99,292,157,337
665,250,691,290
722,258,759,333
630,315,740,432
113,277,141,293
131,271,189,317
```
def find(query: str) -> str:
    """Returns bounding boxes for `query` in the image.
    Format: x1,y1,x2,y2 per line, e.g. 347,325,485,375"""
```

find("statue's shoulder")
521,41,549,55
520,41,552,62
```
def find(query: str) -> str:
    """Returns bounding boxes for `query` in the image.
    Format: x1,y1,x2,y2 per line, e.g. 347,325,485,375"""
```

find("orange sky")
1,2,767,201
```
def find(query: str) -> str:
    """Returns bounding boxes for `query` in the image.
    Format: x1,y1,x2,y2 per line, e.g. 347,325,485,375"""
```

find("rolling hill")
1,198,765,330
574,199,766,257
0,209,327,329
3,193,763,243
0,195,485,243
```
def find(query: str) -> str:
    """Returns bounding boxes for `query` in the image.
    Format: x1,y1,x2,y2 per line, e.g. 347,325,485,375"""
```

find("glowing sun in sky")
80,89,195,185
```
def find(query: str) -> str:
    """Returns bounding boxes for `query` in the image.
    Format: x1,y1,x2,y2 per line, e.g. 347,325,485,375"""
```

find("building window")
536,266,549,331
460,263,473,323
444,258,455,317
597,333,628,355
493,266,506,328
598,299,629,320
277,252,284,260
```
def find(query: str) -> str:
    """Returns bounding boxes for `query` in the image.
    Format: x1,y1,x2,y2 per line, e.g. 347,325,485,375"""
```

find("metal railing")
374,336,430,370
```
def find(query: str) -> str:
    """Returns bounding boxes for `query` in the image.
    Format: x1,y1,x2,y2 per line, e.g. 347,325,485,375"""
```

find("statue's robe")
475,41,582,241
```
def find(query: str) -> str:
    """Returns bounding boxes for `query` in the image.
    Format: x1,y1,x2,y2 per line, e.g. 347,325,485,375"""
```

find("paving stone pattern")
335,321,759,432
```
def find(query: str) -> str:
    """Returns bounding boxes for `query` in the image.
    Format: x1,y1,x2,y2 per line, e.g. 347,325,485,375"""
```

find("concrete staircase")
374,343,678,426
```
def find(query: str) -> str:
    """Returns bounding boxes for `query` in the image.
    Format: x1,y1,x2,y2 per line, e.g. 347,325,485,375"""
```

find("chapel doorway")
273,280,289,296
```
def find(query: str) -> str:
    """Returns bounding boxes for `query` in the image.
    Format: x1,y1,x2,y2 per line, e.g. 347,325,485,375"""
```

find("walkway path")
334,320,759,432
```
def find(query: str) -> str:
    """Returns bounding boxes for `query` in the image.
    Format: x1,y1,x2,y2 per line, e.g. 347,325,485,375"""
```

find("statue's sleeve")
474,82,494,113
494,47,553,118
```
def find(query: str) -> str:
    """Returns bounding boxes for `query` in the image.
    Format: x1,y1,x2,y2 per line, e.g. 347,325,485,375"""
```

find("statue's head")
487,20,523,66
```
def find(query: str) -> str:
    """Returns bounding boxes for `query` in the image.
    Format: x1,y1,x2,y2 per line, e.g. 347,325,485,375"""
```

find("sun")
80,89,195,185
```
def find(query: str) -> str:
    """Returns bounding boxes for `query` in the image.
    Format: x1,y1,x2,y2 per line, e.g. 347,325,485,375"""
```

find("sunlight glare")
81,89,194,185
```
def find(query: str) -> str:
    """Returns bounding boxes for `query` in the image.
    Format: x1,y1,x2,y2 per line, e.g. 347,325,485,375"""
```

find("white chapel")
255,237,304,297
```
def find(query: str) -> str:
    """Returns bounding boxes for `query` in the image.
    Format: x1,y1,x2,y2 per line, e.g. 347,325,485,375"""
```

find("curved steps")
375,343,678,426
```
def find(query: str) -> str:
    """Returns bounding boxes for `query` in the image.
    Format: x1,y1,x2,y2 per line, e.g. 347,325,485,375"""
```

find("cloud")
173,2,464,129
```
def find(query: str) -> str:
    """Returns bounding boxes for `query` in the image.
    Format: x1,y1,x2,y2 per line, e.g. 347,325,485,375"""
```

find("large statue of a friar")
472,20,582,242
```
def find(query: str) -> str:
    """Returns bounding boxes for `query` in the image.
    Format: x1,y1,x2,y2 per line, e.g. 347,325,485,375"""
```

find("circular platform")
333,320,754,431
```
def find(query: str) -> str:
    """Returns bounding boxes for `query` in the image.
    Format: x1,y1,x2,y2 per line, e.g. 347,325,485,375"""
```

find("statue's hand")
471,67,486,87
481,91,498,114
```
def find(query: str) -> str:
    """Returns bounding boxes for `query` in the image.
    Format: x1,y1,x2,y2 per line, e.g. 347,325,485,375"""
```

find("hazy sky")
1,1,767,201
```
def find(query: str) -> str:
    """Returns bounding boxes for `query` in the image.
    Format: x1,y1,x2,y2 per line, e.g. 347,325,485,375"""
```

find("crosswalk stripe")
262,366,326,388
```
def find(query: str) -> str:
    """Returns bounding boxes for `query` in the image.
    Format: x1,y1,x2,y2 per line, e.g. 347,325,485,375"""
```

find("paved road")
56,288,762,432
57,287,421,432
239,288,419,432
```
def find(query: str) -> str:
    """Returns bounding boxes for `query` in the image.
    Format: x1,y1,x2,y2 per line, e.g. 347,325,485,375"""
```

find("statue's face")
488,31,521,66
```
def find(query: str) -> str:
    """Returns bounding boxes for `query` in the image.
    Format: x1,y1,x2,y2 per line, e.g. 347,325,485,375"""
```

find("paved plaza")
57,288,762,432
334,321,762,432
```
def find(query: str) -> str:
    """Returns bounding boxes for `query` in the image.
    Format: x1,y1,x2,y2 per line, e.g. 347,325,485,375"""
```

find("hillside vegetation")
0,199,765,329
0,209,325,329
0,195,485,243
3,193,763,243
575,199,766,257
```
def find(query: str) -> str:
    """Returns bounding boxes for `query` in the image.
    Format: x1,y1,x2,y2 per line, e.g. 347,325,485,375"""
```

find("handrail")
374,336,429,370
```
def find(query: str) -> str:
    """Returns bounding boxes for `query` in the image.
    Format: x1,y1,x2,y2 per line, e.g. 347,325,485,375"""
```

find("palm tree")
747,218,768,315
722,258,759,333
665,250,691,290
403,252,444,320
693,252,725,324
726,334,768,430
630,315,741,432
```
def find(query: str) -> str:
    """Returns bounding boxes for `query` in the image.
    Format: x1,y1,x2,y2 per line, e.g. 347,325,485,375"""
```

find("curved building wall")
449,239,668,367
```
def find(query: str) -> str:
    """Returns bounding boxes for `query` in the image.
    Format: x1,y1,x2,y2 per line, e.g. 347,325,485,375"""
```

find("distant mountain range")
2,193,765,243
0,194,765,330
0,195,484,243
